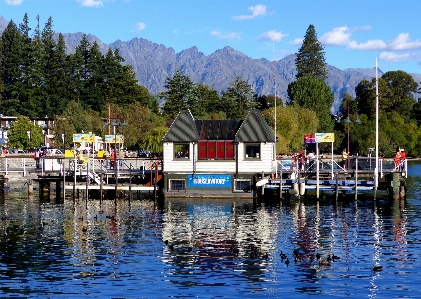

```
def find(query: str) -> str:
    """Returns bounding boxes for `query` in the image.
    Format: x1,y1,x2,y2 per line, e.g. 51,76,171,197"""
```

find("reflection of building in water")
161,199,277,275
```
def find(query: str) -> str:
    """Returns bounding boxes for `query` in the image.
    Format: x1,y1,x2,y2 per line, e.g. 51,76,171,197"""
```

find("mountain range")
1,15,420,112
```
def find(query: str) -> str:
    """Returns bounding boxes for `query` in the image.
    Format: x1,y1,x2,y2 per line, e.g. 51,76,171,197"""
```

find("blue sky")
1,0,421,74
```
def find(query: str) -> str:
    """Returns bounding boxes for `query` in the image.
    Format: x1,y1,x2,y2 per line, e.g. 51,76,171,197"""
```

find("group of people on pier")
394,147,406,171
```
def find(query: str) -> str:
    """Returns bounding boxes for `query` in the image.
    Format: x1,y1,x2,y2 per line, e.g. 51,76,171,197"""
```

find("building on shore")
162,109,275,198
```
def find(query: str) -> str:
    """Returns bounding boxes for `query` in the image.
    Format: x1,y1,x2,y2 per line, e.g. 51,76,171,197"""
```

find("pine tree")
45,33,69,115
295,24,328,81
161,69,199,119
221,76,258,119
85,41,104,111
0,20,25,115
22,15,49,117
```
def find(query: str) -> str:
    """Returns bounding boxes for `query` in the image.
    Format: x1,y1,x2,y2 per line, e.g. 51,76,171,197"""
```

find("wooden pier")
35,156,163,201
256,157,407,201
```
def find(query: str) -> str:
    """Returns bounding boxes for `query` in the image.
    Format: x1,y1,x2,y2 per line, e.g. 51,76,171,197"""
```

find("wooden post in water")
129,166,132,201
354,158,358,200
73,155,77,201
279,168,283,201
26,178,33,195
252,175,257,202
154,162,158,198
100,172,103,203
63,162,66,201
392,172,400,200
86,154,89,201
335,173,339,201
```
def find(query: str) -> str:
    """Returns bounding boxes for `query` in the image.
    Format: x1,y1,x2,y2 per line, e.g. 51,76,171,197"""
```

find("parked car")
48,149,63,155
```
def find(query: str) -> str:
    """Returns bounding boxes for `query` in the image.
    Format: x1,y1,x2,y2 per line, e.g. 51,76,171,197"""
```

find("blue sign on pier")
187,174,232,188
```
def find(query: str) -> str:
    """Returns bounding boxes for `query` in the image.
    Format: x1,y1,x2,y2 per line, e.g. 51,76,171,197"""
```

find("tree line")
1,16,420,157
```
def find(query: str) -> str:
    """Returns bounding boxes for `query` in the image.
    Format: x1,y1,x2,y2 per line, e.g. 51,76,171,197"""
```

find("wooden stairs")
145,160,162,187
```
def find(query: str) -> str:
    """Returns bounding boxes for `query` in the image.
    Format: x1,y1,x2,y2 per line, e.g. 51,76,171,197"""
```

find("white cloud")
388,33,421,51
258,30,288,42
134,22,146,31
320,27,351,46
233,4,267,20
5,0,23,5
77,0,104,8
289,38,303,46
210,30,241,41
321,26,421,52
379,51,420,62
348,39,387,50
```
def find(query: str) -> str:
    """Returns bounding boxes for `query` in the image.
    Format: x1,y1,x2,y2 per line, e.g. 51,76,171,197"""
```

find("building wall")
163,142,275,174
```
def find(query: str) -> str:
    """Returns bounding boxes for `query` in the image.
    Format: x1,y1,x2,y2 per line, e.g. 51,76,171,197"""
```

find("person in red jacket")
400,149,406,171
394,149,401,170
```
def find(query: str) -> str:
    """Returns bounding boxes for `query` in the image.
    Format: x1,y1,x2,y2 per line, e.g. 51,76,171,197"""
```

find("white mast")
273,36,277,178
374,58,379,198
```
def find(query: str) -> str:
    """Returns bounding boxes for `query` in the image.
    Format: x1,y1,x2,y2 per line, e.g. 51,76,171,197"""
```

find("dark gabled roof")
196,120,241,140
162,110,199,142
162,109,275,143
235,108,275,142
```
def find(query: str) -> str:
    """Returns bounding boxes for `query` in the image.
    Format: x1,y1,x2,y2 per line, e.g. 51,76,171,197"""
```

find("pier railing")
276,156,407,179
0,154,162,178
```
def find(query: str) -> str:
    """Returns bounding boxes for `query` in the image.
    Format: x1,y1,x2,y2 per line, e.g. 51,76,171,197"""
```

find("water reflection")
0,164,420,297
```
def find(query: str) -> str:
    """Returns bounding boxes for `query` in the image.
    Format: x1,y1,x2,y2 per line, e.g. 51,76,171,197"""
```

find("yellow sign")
73,133,95,143
315,133,335,143
105,134,125,144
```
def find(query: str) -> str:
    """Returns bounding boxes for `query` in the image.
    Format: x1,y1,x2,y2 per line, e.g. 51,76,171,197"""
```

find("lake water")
1,163,421,298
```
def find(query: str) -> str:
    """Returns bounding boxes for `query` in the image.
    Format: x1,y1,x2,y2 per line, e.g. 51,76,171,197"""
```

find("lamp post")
27,130,31,151
104,113,127,199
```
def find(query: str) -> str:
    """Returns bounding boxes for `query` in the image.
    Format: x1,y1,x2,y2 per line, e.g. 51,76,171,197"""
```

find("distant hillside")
3,15,420,112
56,35,384,111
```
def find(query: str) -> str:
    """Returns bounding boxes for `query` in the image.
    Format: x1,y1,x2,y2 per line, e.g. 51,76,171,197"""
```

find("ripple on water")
1,166,421,298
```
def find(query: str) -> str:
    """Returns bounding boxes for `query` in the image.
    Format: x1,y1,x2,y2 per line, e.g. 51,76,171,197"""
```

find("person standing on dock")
342,148,349,170
400,149,406,171
394,148,402,170
110,150,115,169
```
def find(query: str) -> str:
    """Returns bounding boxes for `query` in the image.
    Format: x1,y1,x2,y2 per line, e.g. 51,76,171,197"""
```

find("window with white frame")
169,179,186,191
234,179,251,192
244,143,260,159
174,143,189,159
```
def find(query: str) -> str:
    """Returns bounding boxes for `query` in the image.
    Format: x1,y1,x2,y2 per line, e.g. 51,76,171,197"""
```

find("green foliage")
295,24,328,81
161,69,202,119
52,100,102,148
194,83,221,115
7,115,44,150
221,76,259,119
262,106,318,154
117,102,165,149
141,126,168,152
0,15,152,118
0,20,25,115
287,76,334,132
256,94,283,111
382,70,417,120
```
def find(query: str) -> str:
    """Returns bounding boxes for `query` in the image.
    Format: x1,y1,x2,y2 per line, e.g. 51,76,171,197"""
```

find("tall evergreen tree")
295,24,328,81
161,69,199,119
45,33,69,115
84,41,104,111
22,15,49,117
0,20,25,115
220,76,258,119
69,34,91,104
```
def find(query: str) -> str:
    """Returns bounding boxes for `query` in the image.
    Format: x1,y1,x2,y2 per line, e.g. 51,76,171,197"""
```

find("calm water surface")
1,163,421,298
